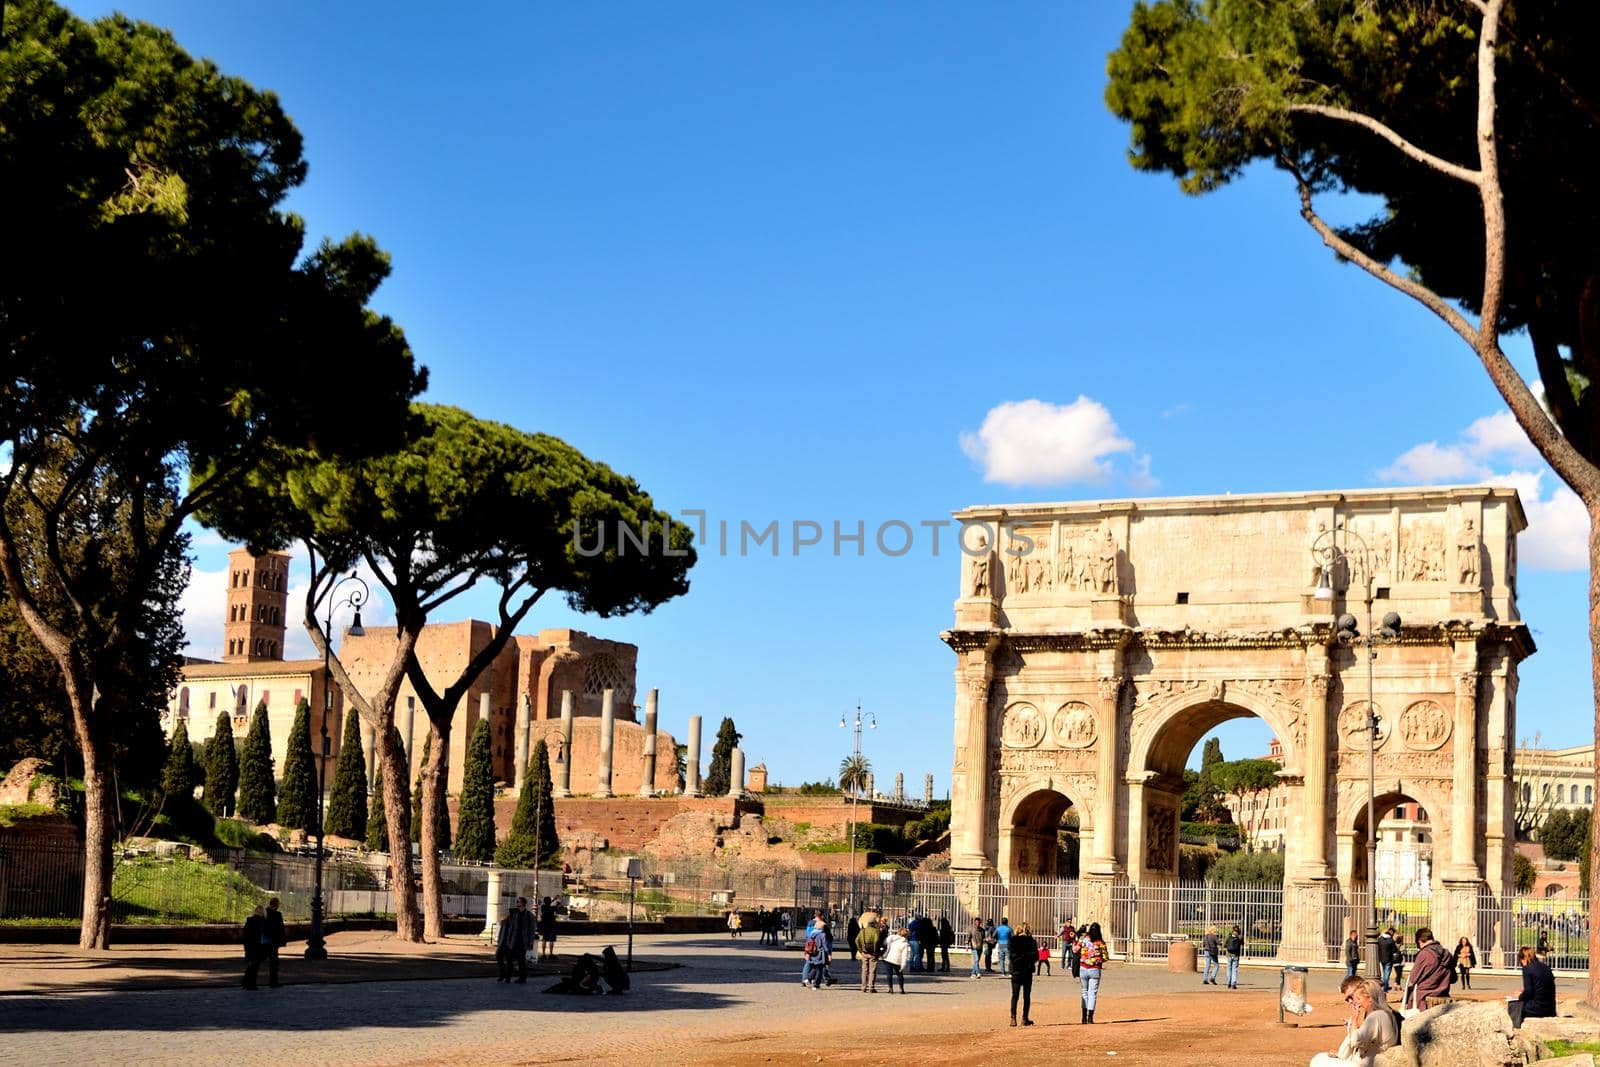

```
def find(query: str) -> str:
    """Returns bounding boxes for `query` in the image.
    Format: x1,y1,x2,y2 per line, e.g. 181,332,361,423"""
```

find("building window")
208,692,217,710
178,687,190,717
1394,805,1405,819
1544,784,1552,800
1588,787,1594,805
262,690,270,707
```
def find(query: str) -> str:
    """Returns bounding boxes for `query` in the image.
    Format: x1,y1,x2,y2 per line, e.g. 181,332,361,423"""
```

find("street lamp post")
306,572,368,961
839,704,876,913
1312,524,1400,980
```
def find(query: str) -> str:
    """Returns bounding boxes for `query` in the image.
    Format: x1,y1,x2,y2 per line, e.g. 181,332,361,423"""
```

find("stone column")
951,652,996,876
1483,666,1516,896
482,867,502,938
639,688,659,797
924,774,934,806
514,694,531,792
1298,653,1333,881
729,746,745,797
1124,773,1149,885
596,688,615,798
553,690,573,798
1089,672,1123,872
684,714,702,796
865,772,875,801
1437,652,1484,955
894,772,904,801
362,719,377,789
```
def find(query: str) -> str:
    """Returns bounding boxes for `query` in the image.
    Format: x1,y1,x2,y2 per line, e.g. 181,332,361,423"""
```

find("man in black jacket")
1008,923,1040,1027
249,897,288,988
938,914,955,972
1377,927,1398,991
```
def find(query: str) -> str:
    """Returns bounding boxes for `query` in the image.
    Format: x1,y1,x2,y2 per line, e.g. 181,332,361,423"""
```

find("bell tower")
223,548,290,662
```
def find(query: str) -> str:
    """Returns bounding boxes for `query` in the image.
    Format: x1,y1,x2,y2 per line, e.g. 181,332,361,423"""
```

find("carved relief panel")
1398,699,1451,751
1053,701,1098,748
1338,701,1390,750
1001,701,1046,749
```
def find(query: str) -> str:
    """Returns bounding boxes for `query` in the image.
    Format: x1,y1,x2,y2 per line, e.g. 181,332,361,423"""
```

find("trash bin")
1279,965,1312,1023
1167,939,1197,974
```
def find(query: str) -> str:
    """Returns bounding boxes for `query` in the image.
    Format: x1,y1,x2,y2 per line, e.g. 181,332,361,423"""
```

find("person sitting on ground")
1404,927,1453,1012
544,953,603,995
1309,976,1400,1067
600,945,629,994
1516,945,1556,1020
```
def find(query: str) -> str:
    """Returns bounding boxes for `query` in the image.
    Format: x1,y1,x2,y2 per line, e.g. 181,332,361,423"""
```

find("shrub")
1205,849,1285,886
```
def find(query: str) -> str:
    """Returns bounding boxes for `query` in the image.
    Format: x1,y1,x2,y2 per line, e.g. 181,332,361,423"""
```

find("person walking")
1224,924,1244,989
1377,927,1398,992
538,896,558,961
1515,944,1556,1021
495,896,533,983
1403,928,1453,1011
983,919,998,972
970,918,986,978
1059,919,1077,971
917,914,937,973
1308,977,1399,1066
938,913,955,972
1008,922,1040,1027
995,916,1013,976
242,905,267,990
1077,922,1108,1024
257,897,288,988
1201,925,1221,986
1342,929,1361,980
1036,940,1051,977
1391,933,1406,991
882,926,911,993
801,913,831,989
727,909,743,939
907,914,923,971
1454,936,1477,990
855,910,882,992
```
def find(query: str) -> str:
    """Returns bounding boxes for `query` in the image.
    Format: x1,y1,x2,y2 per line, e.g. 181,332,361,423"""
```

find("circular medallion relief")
1001,702,1046,749
1338,701,1389,749
1398,699,1451,751
1052,701,1098,748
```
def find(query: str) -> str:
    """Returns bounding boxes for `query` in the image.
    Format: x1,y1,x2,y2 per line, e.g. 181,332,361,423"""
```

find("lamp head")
1379,612,1402,639
1314,565,1334,601
347,610,365,638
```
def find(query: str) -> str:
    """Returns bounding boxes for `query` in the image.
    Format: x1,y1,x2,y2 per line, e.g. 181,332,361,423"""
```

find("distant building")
1515,744,1595,814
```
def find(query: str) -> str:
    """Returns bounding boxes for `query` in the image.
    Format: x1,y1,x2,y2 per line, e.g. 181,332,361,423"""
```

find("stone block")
1397,1000,1539,1067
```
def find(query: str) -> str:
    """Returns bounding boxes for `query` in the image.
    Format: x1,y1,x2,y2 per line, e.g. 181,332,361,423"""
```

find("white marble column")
1447,658,1482,878
1089,672,1123,872
514,694,531,792
729,746,745,797
640,689,659,797
1299,654,1332,881
596,688,615,798
554,690,573,797
684,714,702,796
953,661,993,873
894,772,904,800
483,867,502,937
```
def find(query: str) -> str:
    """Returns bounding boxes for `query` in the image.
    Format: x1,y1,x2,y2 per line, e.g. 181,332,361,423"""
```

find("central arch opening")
1008,788,1080,881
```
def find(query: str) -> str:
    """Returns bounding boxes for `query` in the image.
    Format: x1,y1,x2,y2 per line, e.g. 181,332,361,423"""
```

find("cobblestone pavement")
0,935,1528,1066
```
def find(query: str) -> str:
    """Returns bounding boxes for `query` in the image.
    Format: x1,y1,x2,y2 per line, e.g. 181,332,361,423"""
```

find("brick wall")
759,796,923,834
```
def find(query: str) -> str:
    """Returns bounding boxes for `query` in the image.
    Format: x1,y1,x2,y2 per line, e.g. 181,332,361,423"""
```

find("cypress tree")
160,718,195,798
453,719,496,862
237,699,277,825
410,734,451,849
702,717,741,796
497,738,558,868
276,699,317,832
366,764,389,851
325,706,368,841
203,712,239,817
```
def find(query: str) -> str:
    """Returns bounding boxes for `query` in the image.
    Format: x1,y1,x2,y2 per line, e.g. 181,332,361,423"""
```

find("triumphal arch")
943,487,1530,957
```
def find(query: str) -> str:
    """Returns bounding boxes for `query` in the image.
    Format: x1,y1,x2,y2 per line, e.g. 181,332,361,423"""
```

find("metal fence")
1476,892,1590,972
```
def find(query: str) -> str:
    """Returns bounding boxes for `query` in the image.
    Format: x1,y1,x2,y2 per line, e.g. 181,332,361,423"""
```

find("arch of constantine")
943,487,1531,960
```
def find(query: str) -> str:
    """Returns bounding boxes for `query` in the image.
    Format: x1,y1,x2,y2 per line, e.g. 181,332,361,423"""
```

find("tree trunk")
378,725,421,942
77,723,116,950
1588,507,1600,1009
419,719,449,942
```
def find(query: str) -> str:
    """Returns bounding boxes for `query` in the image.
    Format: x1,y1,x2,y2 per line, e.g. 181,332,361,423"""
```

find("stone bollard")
1167,939,1197,974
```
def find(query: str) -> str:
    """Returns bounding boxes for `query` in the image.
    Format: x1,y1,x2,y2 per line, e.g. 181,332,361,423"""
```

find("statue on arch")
1096,525,1119,593
1456,517,1481,586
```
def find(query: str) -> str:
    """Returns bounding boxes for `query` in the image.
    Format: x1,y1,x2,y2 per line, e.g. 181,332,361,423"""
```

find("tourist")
1225,924,1244,989
1377,927,1398,992
1201,925,1221,986
917,914,937,973
855,909,882,992
538,896,558,960
1077,922,1108,1024
1515,944,1556,1021
970,918,986,978
882,926,911,993
1037,939,1051,976
1455,936,1477,990
496,896,533,983
1342,929,1361,979
1308,976,1399,1066
1536,929,1551,958
242,905,267,990
847,911,861,961
1391,932,1406,990
995,915,1013,976
907,913,922,971
1060,920,1078,972
938,912,955,972
1008,922,1039,1026
983,918,998,972
1403,927,1453,1011
801,913,830,989
756,905,769,945
254,897,288,988
819,912,837,985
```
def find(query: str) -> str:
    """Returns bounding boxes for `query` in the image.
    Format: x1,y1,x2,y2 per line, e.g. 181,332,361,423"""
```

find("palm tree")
839,754,871,799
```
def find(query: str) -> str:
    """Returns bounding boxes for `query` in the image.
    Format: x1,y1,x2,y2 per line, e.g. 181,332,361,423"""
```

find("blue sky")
78,1,1592,790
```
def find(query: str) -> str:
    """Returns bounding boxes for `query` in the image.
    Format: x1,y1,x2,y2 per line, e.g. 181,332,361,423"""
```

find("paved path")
0,935,1532,1066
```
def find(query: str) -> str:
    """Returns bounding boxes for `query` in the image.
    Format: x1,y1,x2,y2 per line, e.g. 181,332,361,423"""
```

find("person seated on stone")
1403,927,1453,1012
1516,945,1556,1020
1310,977,1399,1067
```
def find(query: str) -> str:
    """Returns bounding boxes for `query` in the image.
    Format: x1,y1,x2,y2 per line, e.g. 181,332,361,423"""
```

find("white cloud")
1378,411,1589,572
960,397,1139,487
179,564,228,661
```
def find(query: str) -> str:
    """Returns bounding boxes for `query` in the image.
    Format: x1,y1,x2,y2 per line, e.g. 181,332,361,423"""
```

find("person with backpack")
1201,925,1221,986
1077,921,1108,1024
1224,924,1244,989
1403,927,1453,1011
801,913,831,989
855,909,883,992
1008,922,1040,1027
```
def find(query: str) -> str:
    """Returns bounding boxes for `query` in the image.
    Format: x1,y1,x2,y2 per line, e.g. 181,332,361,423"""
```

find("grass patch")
799,840,849,853
792,821,811,835
213,817,277,852
1546,1041,1600,1057
112,855,267,924
0,802,55,827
